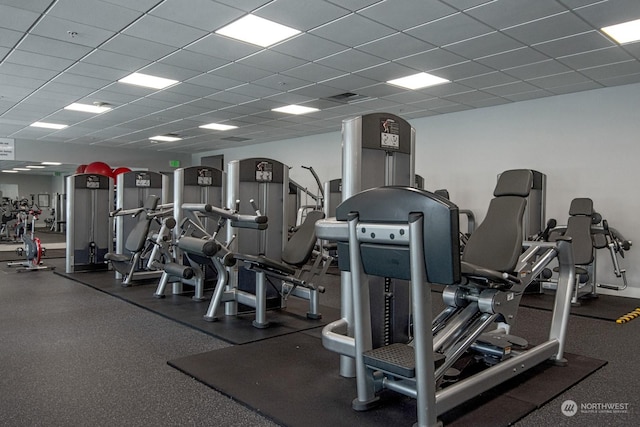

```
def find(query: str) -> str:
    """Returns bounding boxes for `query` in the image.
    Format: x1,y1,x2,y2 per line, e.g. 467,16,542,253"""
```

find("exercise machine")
316,170,574,426
66,173,113,273
338,112,416,377
7,205,51,272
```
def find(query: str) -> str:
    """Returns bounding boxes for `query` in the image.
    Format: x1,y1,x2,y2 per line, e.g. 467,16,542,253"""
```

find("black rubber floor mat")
54,269,339,345
168,332,606,427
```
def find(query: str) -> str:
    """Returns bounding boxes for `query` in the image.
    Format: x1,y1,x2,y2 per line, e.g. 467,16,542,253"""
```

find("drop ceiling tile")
209,62,273,83
289,83,349,98
396,48,467,71
206,91,257,105
528,71,592,89
419,82,474,97
186,34,262,62
534,31,614,58
382,91,437,104
18,35,93,61
164,82,220,98
0,63,59,81
432,60,494,81
357,33,435,60
433,103,473,114
558,47,635,70
504,59,572,79
66,62,130,81
101,34,177,61
0,27,22,48
264,92,317,106
321,74,378,91
0,84,38,101
358,0,456,30
504,89,554,102
559,0,602,7
253,74,314,91
123,15,208,48
22,91,79,107
0,74,46,89
355,62,422,82
214,0,271,12
271,33,347,62
408,97,458,110
466,0,566,29
316,49,387,72
476,47,550,70
549,81,604,95
503,12,593,45
599,72,640,87
49,0,143,32
5,50,75,71
51,73,111,90
482,81,541,97
82,50,151,71
256,0,349,31
146,90,195,105
574,0,640,28
464,96,511,108
445,32,524,59
238,50,307,73
159,50,230,73
282,63,344,83
186,98,234,111
311,14,396,46
580,60,640,81
226,83,281,99
0,5,40,32
406,13,493,47
187,73,245,91
458,71,519,89
622,42,640,60
102,0,161,12
139,63,202,81
150,0,244,31
355,83,407,98
1,0,53,13
83,89,140,106
30,15,116,48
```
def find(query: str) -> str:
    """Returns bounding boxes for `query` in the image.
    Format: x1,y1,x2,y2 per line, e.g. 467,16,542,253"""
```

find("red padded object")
112,167,131,176
75,164,87,173
85,161,113,178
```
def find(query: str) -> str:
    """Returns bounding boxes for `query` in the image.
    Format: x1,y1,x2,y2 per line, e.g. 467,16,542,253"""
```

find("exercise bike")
8,207,52,272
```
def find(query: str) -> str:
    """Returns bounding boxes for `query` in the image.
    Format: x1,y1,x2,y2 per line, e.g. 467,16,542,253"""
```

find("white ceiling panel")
359,0,456,30
256,0,349,31
311,14,396,46
122,15,208,48
149,0,244,32
407,13,493,47
48,0,144,31
3,0,640,158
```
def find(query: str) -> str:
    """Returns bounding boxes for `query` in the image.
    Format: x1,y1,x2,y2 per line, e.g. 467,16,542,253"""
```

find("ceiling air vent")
221,136,251,142
325,92,370,103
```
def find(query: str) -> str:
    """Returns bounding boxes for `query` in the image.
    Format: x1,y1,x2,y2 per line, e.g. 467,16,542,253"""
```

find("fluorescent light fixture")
2,170,19,173
216,14,300,47
387,72,450,90
602,18,640,44
272,105,319,115
199,123,238,131
119,72,179,89
30,121,68,130
26,165,46,169
41,162,62,166
149,135,182,142
64,102,112,114
13,168,30,171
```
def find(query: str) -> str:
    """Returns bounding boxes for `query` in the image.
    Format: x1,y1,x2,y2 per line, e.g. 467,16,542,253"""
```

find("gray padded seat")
461,169,533,284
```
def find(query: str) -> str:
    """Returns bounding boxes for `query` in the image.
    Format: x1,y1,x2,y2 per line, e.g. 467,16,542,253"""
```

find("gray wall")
193,82,640,298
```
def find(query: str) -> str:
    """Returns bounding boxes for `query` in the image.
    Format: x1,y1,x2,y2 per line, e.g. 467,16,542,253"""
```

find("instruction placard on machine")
255,161,273,182
197,168,213,186
380,118,400,149
86,175,101,189
135,172,151,187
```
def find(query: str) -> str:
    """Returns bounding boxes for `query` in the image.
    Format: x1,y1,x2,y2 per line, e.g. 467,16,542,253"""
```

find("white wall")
194,82,640,298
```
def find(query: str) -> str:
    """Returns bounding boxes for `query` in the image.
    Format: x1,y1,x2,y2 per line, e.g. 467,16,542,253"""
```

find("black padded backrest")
336,186,460,285
563,198,594,265
125,212,152,252
462,169,532,273
281,210,325,267
143,195,160,210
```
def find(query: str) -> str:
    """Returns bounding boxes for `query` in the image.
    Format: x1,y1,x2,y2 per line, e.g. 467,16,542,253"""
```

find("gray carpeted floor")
1,257,638,426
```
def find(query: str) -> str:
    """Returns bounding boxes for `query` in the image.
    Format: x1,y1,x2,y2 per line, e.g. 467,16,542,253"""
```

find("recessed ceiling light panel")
26,165,46,169
30,122,68,130
272,105,319,115
216,14,300,47
119,72,179,89
64,103,112,114
602,18,640,44
149,135,182,142
41,162,62,166
199,123,238,131
2,170,19,173
387,72,450,90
